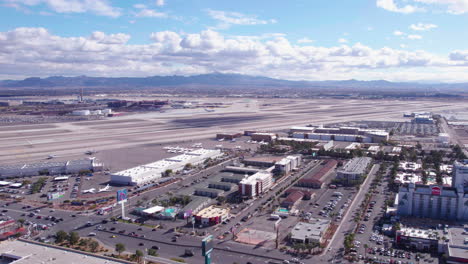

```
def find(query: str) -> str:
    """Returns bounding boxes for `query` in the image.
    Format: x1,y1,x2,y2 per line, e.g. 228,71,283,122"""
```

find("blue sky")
1,0,468,82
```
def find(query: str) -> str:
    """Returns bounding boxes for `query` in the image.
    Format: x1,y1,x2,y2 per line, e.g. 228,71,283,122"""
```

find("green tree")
17,218,25,227
115,243,125,256
135,249,144,263
55,230,68,244
89,240,99,252
148,248,158,256
68,231,80,245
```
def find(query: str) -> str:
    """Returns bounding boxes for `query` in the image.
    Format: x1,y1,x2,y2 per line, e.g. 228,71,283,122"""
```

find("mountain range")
1,73,467,92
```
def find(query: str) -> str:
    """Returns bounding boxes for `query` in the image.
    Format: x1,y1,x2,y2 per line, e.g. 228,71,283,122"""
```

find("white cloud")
4,0,121,17
133,4,146,9
410,23,437,31
407,34,422,40
206,9,276,29
376,0,423,14
1,27,467,82
393,30,405,36
135,9,167,18
297,38,314,44
156,0,165,6
414,0,468,14
338,38,348,43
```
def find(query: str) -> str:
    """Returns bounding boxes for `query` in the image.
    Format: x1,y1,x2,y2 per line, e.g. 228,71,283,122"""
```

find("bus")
97,205,113,215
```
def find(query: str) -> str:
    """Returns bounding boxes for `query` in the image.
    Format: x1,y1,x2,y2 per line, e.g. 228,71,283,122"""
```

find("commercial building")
216,133,242,140
0,220,25,240
0,239,128,264
239,171,273,198
296,159,337,189
289,126,389,143
444,225,468,263
395,224,468,263
0,158,102,178
395,226,443,252
274,155,302,174
281,190,305,210
194,187,223,198
243,156,280,167
397,184,468,220
453,160,468,189
194,205,229,226
438,133,450,145
398,162,422,173
111,149,222,185
178,196,211,219
336,157,372,185
290,218,331,244
413,114,434,124
250,133,277,142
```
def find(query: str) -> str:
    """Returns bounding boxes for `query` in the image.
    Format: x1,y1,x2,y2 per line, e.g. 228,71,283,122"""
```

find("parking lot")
351,173,440,264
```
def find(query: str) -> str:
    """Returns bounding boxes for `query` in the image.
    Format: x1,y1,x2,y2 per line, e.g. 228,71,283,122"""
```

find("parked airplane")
47,155,58,159
98,184,111,193
85,150,98,155
82,188,96,194
204,108,215,112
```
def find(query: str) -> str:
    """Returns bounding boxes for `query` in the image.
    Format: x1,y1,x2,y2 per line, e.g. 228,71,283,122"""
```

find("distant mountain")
1,73,468,92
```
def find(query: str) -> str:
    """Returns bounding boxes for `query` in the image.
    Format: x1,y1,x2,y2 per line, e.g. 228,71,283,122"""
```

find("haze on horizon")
1,0,468,83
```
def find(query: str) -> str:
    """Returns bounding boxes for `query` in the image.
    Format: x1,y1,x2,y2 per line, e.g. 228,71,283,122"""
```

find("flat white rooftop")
0,240,127,264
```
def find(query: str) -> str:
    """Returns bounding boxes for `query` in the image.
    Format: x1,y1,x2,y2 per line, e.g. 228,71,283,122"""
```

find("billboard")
116,189,128,202
202,235,214,256
47,192,65,201
431,186,441,196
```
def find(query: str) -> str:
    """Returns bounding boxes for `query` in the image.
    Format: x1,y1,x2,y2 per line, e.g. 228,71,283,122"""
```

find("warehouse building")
296,159,337,189
289,126,389,143
290,218,331,244
336,157,372,185
111,149,222,185
239,171,273,198
250,132,277,142
0,158,102,178
281,190,305,210
216,132,242,140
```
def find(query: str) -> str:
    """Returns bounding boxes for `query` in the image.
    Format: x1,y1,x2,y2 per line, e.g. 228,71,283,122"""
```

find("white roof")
0,181,12,186
142,206,165,214
9,183,22,187
54,176,69,181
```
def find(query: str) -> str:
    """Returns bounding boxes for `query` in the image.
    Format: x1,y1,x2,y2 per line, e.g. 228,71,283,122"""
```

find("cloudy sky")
1,0,468,82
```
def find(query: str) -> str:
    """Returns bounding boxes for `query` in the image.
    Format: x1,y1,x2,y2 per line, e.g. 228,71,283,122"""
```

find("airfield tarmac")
1,98,466,169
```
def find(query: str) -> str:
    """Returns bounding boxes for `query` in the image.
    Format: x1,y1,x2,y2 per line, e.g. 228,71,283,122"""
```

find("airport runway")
0,98,466,167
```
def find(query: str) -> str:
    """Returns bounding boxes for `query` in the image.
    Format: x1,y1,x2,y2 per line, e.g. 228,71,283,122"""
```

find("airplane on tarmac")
98,184,111,193
85,150,98,155
82,188,96,194
47,154,58,159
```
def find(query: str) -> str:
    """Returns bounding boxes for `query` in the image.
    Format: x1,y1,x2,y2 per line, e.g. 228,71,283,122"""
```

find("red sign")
431,186,441,196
